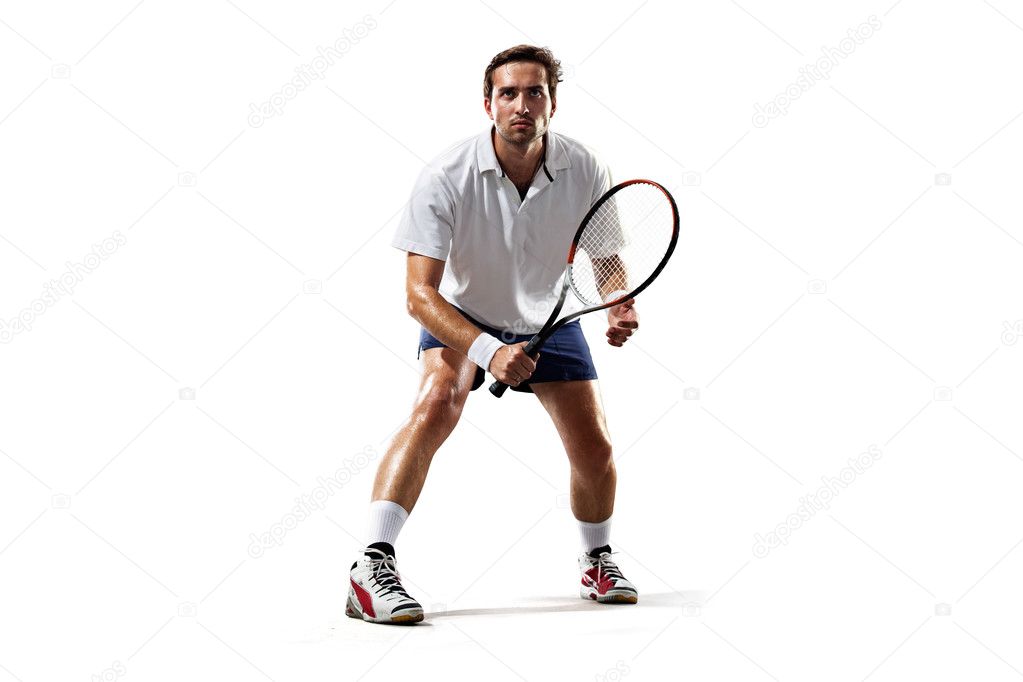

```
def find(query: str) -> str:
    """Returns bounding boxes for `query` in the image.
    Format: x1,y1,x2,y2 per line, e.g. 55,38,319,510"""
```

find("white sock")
365,500,409,547
578,516,612,554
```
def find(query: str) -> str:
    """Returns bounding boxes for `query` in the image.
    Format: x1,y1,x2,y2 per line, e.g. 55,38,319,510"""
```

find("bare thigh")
371,347,477,509
531,380,613,466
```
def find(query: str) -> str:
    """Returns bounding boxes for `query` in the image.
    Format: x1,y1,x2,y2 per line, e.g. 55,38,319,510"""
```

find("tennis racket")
489,179,680,397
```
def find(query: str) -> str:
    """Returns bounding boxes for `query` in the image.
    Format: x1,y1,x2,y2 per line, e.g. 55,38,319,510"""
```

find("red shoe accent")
351,578,376,618
584,567,616,595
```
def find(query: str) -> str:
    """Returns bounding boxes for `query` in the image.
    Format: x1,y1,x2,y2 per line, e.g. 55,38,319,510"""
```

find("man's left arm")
588,158,637,346
593,256,637,347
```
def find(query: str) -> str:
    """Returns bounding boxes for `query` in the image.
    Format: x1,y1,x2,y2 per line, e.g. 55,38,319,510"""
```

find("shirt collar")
476,126,572,178
476,126,501,174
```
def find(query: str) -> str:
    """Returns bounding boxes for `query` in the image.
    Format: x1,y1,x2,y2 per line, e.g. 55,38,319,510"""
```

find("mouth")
511,120,533,127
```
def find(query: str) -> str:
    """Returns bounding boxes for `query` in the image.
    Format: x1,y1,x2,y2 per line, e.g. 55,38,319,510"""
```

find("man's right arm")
405,253,480,355
405,253,535,385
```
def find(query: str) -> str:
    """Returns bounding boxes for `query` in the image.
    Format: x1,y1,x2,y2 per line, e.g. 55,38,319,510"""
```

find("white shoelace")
364,551,414,601
592,551,625,582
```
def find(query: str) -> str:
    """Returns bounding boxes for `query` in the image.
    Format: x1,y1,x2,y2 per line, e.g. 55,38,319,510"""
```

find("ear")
550,97,557,118
484,97,493,120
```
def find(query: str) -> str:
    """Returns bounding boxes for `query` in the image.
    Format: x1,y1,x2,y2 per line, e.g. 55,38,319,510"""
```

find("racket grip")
489,333,544,399
489,380,511,398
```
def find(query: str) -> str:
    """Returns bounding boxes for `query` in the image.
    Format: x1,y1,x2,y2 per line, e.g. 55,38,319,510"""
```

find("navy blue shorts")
418,309,598,393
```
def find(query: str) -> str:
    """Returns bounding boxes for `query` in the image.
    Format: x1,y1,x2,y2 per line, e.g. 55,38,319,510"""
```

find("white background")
2,1,1022,680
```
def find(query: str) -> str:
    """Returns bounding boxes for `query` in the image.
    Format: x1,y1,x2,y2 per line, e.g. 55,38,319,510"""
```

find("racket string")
570,182,675,307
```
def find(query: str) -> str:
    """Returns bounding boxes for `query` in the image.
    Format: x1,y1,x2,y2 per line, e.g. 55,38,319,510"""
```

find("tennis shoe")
347,543,424,624
578,545,638,604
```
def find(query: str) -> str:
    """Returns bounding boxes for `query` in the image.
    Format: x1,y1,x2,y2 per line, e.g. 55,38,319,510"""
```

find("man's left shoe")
578,545,639,604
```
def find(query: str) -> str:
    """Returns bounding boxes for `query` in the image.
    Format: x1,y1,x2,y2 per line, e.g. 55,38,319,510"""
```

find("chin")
500,128,528,141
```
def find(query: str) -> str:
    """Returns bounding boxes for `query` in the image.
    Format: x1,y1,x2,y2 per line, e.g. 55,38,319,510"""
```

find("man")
347,45,639,625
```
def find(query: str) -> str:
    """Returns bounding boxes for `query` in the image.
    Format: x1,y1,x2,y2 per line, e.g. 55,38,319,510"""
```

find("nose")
514,93,530,114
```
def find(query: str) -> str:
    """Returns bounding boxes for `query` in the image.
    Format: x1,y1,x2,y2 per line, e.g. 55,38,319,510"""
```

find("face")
485,61,556,147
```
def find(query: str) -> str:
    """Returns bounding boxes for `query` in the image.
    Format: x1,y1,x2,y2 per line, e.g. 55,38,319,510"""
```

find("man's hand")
489,342,537,386
606,297,639,347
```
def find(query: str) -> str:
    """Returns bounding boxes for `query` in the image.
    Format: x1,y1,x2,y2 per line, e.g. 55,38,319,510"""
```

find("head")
483,45,562,147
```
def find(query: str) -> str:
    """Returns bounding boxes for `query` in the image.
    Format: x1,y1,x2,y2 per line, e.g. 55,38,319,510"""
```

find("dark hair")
483,45,563,101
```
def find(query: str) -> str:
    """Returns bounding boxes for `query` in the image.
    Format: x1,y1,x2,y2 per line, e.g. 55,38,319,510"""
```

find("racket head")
566,179,680,309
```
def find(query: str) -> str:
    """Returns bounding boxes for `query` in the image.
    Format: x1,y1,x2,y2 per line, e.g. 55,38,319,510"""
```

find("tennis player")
347,45,639,624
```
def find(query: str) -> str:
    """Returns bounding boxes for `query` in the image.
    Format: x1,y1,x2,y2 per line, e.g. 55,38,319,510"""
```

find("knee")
414,377,468,427
570,439,615,479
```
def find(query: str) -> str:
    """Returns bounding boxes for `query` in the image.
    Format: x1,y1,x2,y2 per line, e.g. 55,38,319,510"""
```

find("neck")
493,128,545,179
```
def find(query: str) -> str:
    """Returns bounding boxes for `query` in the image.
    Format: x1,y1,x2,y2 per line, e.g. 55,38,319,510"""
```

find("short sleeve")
583,157,623,259
591,158,613,205
391,166,455,261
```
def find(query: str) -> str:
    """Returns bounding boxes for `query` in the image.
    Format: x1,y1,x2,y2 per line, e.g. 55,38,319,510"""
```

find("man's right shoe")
578,545,639,604
346,542,424,624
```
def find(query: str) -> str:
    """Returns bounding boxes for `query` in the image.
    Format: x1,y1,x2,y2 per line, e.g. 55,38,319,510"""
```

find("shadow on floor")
426,590,706,619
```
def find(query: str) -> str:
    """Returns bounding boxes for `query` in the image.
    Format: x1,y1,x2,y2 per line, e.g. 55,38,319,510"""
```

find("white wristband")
467,332,504,372
604,289,629,304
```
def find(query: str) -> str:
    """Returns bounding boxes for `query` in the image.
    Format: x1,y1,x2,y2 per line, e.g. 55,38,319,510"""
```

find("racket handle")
489,380,511,398
488,333,544,399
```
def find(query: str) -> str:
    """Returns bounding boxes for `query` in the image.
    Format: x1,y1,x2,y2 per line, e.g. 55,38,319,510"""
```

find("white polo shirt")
392,126,611,333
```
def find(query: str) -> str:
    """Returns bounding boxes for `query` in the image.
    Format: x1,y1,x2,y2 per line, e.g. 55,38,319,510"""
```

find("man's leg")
530,379,615,524
370,346,476,512
347,347,476,625
531,379,638,604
